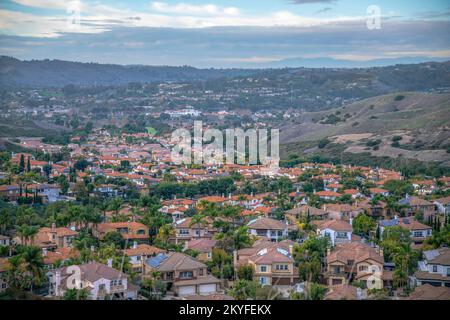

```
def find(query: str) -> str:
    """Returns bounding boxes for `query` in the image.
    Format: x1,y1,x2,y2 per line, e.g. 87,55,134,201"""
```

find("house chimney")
133,241,138,249
107,258,113,268
288,245,293,255
90,245,95,252
43,248,48,256
349,218,353,226
51,222,56,231
228,193,232,199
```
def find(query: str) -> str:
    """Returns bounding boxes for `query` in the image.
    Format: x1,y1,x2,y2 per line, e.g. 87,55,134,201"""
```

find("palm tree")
155,224,175,245
108,198,124,215
16,225,38,246
189,213,208,228
198,201,219,218
233,226,253,250
20,246,44,293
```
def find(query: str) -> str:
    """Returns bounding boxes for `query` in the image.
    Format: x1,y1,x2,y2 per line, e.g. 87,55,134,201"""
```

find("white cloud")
12,0,84,10
150,2,240,16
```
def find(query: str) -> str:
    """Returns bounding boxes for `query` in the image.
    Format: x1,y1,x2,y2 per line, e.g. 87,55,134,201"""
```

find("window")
199,269,204,276
347,260,354,266
260,266,267,272
136,229,146,235
275,264,288,271
359,265,368,272
180,271,193,279
447,268,450,277
136,256,141,261
179,229,189,235
433,265,438,272
413,231,423,237
336,232,347,238
260,277,268,285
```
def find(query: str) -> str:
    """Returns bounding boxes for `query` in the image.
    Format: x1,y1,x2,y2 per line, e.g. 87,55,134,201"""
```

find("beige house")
234,239,299,286
144,252,221,296
325,242,385,288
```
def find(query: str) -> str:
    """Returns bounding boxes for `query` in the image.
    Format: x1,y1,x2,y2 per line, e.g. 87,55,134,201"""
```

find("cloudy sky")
0,0,449,67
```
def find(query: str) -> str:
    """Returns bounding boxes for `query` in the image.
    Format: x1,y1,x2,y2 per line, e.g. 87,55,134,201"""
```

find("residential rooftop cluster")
0,128,449,301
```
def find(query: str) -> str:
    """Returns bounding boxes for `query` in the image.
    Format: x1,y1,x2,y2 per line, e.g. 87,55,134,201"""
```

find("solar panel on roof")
147,253,167,267
403,218,410,224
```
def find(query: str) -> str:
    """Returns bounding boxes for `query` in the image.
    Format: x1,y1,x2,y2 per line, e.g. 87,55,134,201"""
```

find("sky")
0,0,449,67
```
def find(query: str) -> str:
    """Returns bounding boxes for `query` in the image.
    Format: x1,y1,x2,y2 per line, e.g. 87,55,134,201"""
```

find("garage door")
178,285,196,296
199,284,217,294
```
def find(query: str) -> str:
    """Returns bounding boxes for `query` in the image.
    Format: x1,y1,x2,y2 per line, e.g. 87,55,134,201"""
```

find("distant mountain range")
1,55,449,88
0,56,258,88
264,56,450,69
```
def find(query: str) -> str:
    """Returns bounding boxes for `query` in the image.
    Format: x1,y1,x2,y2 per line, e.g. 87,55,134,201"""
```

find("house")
312,219,352,246
144,252,221,296
398,195,436,219
356,199,389,219
412,180,437,196
325,242,385,288
415,247,450,287
43,247,79,270
379,217,432,245
325,285,363,300
0,185,20,202
123,242,166,273
343,189,362,199
197,196,228,206
323,204,362,220
0,235,11,247
369,188,389,197
185,238,216,262
172,217,217,245
247,217,288,242
403,284,450,300
14,224,78,249
285,205,328,224
234,239,299,286
28,184,61,203
434,196,450,215
51,261,138,300
315,190,341,201
93,222,149,242
94,184,118,198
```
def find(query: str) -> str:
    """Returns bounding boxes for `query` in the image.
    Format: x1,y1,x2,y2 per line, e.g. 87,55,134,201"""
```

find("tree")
352,214,376,238
26,156,31,172
299,282,327,300
16,225,39,246
74,159,90,171
63,288,90,300
293,236,329,282
228,279,259,300
103,231,125,249
155,224,175,246
19,154,25,173
233,226,253,250
207,248,234,280
43,164,53,181
18,246,44,293
237,264,254,281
